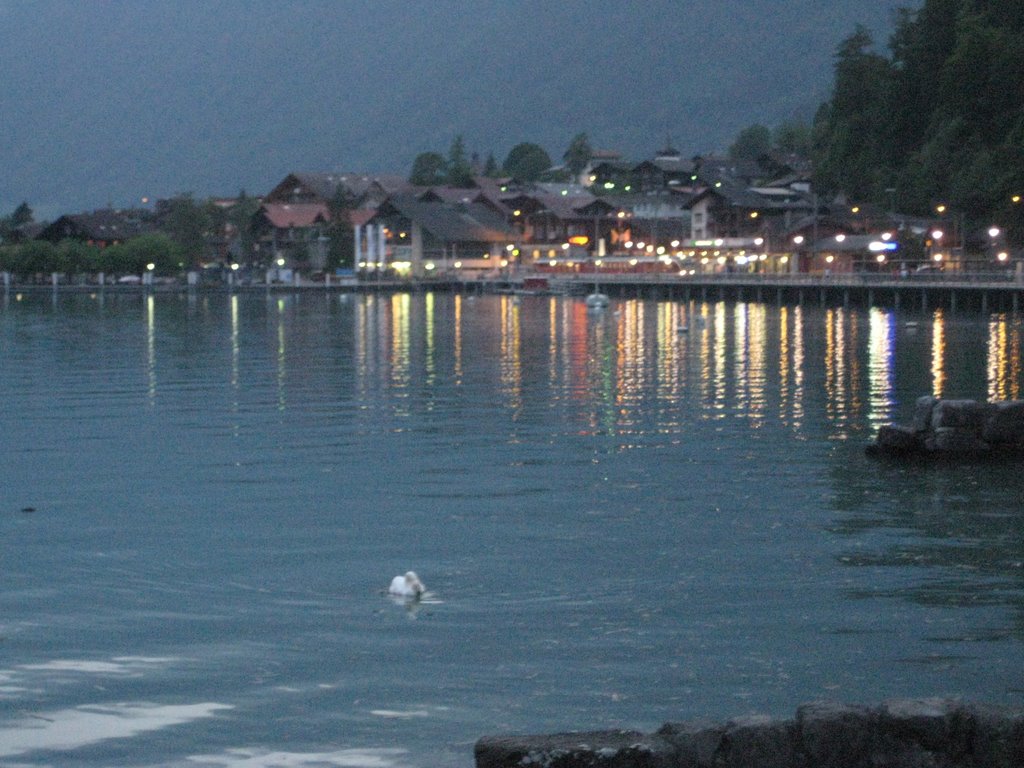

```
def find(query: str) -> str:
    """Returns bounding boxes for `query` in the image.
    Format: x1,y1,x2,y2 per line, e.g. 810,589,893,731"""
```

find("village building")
360,194,515,278
36,208,154,247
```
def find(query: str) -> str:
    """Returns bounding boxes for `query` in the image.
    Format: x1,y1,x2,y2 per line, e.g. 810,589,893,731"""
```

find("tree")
503,142,552,182
225,191,261,264
409,151,447,186
157,194,212,266
772,121,811,157
0,201,34,241
325,185,357,270
563,132,592,178
729,124,772,162
482,152,500,177
446,135,474,187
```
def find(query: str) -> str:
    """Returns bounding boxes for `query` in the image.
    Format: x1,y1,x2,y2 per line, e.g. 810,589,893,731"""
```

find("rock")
796,700,878,768
871,424,923,455
982,401,1024,447
712,715,796,768
474,731,676,768
911,396,938,432
930,399,991,433
924,427,990,454
656,719,725,767
969,703,1024,768
877,697,971,764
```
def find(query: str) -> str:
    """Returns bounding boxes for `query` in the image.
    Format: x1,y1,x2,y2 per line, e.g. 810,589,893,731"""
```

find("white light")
425,262,435,271
754,237,764,246
989,227,1001,238
880,232,892,241
793,235,805,245
835,234,846,243
931,229,944,240
146,262,155,271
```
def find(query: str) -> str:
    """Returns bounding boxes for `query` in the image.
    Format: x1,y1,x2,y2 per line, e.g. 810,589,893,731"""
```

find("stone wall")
475,699,1024,768
867,397,1024,457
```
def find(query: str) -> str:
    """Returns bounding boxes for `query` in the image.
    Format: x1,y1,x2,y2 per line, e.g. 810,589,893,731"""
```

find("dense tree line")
409,133,593,186
811,0,1024,236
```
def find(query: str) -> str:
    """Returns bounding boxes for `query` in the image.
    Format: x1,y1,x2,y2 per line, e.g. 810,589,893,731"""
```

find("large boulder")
796,701,878,768
982,401,1024,447
869,424,924,455
474,731,677,768
930,399,991,433
911,396,938,433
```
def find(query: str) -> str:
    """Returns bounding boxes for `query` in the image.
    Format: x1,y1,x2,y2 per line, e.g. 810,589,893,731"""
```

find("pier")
5,270,1024,314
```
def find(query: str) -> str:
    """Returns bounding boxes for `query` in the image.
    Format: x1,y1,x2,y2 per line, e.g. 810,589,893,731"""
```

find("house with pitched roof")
361,194,515,277
36,208,154,247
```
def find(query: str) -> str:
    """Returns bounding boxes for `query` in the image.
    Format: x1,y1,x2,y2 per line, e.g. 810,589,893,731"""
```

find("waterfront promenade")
5,270,1024,314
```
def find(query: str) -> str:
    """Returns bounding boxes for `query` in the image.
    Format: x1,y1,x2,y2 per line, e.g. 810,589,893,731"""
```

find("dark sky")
0,1,900,219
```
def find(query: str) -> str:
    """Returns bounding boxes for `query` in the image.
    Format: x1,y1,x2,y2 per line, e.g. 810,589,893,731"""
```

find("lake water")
1,289,1022,767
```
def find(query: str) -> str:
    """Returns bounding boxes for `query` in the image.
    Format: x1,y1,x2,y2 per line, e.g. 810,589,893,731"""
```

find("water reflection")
931,309,946,398
867,308,895,430
988,313,1022,401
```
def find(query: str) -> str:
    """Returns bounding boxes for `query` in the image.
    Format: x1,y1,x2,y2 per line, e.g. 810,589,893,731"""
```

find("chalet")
36,209,153,247
683,176,812,244
264,172,411,208
251,202,332,268
502,191,621,258
632,143,696,191
361,195,515,277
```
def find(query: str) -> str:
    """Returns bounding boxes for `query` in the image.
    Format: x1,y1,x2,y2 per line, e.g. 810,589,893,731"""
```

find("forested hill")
812,0,1024,232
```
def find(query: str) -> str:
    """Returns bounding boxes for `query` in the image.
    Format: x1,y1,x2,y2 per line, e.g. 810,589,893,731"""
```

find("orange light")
568,235,590,246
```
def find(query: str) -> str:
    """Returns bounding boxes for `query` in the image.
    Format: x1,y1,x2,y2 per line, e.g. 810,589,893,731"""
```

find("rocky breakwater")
866,396,1024,457
474,699,1024,768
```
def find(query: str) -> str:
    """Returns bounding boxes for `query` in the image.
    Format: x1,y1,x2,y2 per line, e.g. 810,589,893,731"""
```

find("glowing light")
670,240,680,248
881,232,892,240
851,206,860,213
754,237,764,246
146,262,155,271
933,252,944,262
835,234,846,243
936,204,947,214
424,262,435,271
997,252,1009,262
568,235,589,246
780,255,789,264
454,261,463,268
793,235,804,245
230,263,239,271
276,258,285,267
825,254,835,263
561,242,570,250
988,227,1001,238
506,243,515,251
629,258,638,266
876,254,886,263
931,229,944,240
750,211,759,219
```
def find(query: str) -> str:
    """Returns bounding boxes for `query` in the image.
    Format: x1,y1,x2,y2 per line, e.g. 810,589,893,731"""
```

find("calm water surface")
1,290,1023,767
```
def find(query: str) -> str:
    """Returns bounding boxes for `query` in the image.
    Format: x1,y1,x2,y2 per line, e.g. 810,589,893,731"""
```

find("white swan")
388,571,425,599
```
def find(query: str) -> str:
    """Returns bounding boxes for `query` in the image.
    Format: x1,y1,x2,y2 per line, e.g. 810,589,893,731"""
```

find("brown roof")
260,203,329,228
